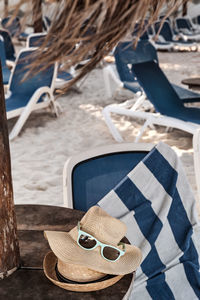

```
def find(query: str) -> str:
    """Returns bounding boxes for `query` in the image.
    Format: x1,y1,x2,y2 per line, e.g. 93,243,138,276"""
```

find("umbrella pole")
32,0,43,33
4,0,8,18
182,2,187,16
0,62,20,279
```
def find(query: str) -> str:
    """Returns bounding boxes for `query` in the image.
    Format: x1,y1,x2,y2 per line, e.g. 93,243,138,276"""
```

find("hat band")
55,263,114,284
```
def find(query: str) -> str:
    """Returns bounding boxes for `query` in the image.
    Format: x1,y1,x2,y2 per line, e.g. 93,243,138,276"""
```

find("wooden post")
4,0,9,18
32,0,43,33
182,2,187,16
0,61,20,279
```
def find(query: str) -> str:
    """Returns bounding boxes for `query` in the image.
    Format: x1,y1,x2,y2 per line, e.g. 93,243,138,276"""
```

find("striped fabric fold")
98,141,200,300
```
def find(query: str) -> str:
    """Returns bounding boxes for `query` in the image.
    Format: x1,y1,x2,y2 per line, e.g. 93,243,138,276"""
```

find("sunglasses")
77,222,125,262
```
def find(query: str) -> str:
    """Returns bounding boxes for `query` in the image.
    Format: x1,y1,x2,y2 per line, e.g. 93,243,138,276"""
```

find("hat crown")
57,259,105,282
70,206,127,245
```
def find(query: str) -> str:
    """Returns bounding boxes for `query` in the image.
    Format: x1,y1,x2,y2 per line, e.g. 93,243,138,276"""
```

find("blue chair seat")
154,41,172,46
172,84,200,103
18,32,29,41
57,70,73,81
175,106,200,124
115,41,200,104
6,91,45,112
6,93,35,112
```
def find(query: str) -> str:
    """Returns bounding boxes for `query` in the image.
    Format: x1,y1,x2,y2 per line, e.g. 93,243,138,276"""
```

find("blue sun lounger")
6,48,59,140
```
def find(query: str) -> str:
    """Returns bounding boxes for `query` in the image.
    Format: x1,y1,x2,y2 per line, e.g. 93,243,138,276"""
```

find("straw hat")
43,251,125,292
44,206,142,276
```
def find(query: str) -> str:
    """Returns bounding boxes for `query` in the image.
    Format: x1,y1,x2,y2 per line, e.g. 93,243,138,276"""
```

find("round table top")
0,205,133,300
181,77,200,87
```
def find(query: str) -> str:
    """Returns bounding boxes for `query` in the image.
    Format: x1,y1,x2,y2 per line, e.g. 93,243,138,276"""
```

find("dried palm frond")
13,0,188,93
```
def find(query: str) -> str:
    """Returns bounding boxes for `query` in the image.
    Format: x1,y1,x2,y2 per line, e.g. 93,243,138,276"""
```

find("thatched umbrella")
182,1,188,16
20,0,188,93
0,0,188,279
32,0,43,32
4,0,9,17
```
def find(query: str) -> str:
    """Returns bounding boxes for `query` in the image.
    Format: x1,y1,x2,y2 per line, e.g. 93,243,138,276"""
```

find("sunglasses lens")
103,246,121,261
78,234,97,249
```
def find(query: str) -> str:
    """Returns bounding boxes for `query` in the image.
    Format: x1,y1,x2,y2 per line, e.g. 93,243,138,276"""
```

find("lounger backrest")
154,21,173,42
114,42,136,82
27,33,47,48
10,50,55,96
176,18,192,31
114,40,158,82
132,22,149,40
0,30,15,61
71,151,149,211
159,15,170,23
1,16,21,37
132,60,183,117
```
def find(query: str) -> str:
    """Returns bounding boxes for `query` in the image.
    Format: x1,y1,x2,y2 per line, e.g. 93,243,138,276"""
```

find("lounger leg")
135,119,151,142
9,91,53,140
130,93,146,111
102,106,124,142
49,92,62,117
9,103,34,141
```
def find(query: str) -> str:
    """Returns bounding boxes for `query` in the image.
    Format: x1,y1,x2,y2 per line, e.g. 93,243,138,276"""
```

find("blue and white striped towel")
98,142,200,300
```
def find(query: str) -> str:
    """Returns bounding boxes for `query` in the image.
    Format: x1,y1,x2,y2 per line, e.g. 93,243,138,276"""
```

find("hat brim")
45,231,142,275
43,252,124,292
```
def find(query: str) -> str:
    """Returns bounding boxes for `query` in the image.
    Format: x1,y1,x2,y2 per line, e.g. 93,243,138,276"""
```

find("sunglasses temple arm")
118,242,126,252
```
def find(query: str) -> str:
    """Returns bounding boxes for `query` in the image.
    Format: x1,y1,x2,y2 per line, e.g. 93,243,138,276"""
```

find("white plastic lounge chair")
63,136,200,213
175,17,200,42
63,140,200,298
154,20,197,50
1,16,29,41
6,48,59,140
103,40,200,103
98,141,200,299
102,60,200,143
26,33,73,87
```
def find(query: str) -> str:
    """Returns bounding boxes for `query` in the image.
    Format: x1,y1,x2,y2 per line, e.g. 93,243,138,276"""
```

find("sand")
7,49,200,214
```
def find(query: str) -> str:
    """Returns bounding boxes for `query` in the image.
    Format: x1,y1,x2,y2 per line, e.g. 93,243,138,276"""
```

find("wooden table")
181,77,200,91
0,205,133,300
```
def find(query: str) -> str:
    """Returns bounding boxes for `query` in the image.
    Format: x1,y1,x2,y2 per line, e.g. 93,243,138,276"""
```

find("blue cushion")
72,151,148,211
6,92,44,112
57,70,73,81
172,84,200,102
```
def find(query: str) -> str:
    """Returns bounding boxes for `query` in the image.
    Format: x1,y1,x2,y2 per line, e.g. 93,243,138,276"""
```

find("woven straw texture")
57,259,105,282
43,252,125,292
45,206,142,275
